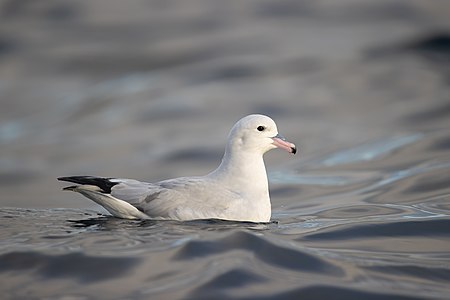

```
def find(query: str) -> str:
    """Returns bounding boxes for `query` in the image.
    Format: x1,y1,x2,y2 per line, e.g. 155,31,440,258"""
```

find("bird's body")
58,114,296,222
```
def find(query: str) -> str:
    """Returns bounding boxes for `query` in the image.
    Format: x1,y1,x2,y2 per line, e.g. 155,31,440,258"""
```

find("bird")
58,114,297,223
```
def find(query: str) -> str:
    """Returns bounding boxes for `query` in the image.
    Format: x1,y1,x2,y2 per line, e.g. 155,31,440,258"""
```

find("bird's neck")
209,147,269,192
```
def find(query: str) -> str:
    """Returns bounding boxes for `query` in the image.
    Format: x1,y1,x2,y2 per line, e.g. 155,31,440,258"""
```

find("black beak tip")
291,147,297,155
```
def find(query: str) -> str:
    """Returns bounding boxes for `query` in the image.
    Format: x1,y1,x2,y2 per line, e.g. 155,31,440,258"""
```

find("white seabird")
58,114,296,222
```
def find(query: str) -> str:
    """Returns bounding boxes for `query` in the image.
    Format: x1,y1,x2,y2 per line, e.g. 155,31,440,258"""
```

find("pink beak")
272,134,297,154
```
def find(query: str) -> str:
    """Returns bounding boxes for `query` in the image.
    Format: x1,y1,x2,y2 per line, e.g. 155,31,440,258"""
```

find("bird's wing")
58,175,243,220
110,177,243,220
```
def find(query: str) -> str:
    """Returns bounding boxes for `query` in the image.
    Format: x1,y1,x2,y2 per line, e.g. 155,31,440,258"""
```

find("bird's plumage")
58,114,296,222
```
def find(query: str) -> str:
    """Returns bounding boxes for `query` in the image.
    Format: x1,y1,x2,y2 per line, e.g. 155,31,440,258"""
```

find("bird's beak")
272,134,297,154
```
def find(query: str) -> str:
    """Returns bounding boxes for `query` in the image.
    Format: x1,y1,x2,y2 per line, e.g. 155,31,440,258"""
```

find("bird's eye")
257,126,266,132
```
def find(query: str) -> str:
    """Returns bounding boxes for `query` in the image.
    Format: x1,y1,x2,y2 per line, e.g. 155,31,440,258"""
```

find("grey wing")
110,177,243,220
109,178,164,208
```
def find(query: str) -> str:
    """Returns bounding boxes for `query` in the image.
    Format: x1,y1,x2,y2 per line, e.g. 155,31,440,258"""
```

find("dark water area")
1,0,450,299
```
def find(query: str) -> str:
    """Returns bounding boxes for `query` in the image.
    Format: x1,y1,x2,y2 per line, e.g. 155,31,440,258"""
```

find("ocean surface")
1,1,450,299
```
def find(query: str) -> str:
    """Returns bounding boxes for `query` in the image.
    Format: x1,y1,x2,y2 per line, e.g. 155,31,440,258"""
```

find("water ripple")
322,134,423,166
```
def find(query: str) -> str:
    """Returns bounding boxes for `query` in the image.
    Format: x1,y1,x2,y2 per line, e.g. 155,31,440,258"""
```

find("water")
1,1,450,299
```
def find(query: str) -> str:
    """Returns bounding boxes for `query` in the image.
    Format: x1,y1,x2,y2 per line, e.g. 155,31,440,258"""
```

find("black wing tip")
57,176,119,193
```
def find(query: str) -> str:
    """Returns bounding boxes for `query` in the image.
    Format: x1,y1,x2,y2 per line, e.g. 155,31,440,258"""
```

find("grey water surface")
1,0,450,299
